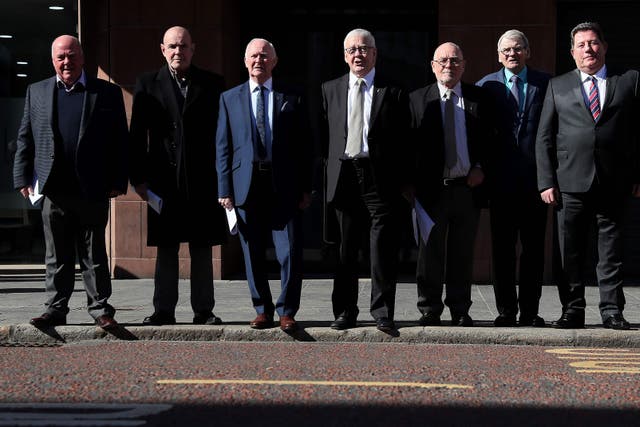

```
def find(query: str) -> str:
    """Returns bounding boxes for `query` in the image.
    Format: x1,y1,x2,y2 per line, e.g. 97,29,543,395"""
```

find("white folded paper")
226,208,238,235
412,199,435,246
29,174,44,207
146,189,163,214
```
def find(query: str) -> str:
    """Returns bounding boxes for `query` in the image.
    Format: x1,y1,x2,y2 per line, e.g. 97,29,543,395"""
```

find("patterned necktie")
444,89,458,169
346,78,364,157
588,76,600,122
256,86,267,159
510,74,520,108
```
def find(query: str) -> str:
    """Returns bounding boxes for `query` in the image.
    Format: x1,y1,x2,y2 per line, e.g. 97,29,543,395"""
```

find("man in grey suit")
320,28,411,333
12,35,128,330
477,30,551,328
216,38,312,332
536,22,640,330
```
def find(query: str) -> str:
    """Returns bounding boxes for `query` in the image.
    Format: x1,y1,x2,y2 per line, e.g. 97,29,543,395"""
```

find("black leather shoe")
30,313,66,327
519,315,546,327
193,312,222,325
494,314,517,327
552,312,584,329
452,314,474,327
419,312,441,326
603,314,630,330
142,312,176,326
330,315,357,330
376,317,395,333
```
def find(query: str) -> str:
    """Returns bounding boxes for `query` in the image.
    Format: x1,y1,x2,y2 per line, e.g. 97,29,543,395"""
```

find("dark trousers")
331,159,401,320
557,185,626,319
489,190,547,318
417,183,479,318
236,166,303,317
154,243,214,316
41,195,114,320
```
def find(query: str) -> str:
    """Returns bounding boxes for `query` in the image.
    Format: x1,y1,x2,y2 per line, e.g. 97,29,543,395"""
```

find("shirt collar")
504,66,528,83
56,70,86,91
580,64,607,82
349,68,375,89
437,81,462,99
250,77,273,93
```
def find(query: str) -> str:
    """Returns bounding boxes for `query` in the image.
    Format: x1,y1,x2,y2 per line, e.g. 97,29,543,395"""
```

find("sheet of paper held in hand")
147,189,163,214
412,199,435,246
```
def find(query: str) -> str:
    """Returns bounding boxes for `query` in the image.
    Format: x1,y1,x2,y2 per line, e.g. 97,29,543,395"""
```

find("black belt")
254,161,272,172
443,176,467,186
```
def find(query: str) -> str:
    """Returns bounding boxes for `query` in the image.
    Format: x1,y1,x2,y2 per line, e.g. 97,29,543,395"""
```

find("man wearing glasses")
409,42,492,327
320,28,411,333
476,30,551,328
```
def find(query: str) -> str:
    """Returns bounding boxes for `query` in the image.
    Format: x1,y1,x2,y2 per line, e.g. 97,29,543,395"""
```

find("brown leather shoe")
30,313,66,327
95,315,118,331
279,315,297,331
250,313,274,329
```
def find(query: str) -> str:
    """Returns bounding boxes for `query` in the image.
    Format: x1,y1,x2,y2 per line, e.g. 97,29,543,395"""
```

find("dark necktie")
346,78,364,157
510,74,520,109
256,85,267,159
588,76,601,122
444,89,457,169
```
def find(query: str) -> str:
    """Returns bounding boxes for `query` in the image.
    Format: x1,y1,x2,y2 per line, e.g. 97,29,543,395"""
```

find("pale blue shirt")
55,70,87,92
346,68,375,157
504,66,528,113
438,82,471,178
249,78,273,161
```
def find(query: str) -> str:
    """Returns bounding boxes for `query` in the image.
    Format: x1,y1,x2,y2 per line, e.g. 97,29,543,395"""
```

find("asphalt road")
0,341,639,426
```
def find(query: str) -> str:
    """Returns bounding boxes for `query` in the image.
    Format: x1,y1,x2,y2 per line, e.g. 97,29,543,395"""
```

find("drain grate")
0,341,63,348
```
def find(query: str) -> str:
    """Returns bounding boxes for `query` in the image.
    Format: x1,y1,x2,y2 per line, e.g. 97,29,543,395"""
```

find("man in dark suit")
477,30,551,328
321,28,411,333
216,38,312,332
537,22,640,330
409,42,492,327
129,26,227,327
12,35,128,330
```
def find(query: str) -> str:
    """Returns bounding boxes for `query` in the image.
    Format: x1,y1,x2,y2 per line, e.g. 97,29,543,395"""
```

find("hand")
134,183,149,201
19,186,32,199
219,197,234,210
467,167,484,188
540,187,559,205
298,192,312,210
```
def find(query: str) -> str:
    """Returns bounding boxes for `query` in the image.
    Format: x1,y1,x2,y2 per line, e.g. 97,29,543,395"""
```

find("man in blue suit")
216,38,312,331
12,35,128,330
477,30,551,327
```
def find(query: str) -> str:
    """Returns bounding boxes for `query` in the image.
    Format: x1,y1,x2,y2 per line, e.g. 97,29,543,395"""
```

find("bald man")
129,26,227,326
13,35,129,330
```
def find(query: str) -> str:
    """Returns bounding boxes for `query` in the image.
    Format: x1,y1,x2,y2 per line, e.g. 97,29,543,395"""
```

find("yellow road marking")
546,348,640,374
157,379,472,390
546,348,640,357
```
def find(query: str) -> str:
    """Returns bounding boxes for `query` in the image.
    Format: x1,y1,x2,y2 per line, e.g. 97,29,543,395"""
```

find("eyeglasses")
345,46,371,56
499,47,525,55
432,57,462,67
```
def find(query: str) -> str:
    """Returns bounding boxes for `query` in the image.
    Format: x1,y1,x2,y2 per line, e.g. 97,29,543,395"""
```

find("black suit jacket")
536,68,640,194
129,64,227,246
477,68,551,193
321,73,410,203
13,75,128,200
409,82,492,210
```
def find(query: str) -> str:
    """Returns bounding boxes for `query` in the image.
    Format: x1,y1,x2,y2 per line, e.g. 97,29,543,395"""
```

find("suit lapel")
338,75,349,143
158,66,182,122
572,69,593,120
78,77,96,143
603,72,618,113
46,77,56,131
369,85,385,131
271,89,284,142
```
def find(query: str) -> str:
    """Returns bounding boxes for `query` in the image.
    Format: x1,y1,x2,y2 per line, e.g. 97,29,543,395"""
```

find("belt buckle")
257,161,271,172
443,178,454,186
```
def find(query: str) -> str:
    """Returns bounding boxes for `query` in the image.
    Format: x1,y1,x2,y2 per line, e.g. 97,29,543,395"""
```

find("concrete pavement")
1,278,640,347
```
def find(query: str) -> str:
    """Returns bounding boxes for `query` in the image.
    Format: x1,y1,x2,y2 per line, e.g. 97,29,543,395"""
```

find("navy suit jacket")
13,75,128,200
216,80,312,219
477,68,551,193
536,68,640,194
409,82,492,210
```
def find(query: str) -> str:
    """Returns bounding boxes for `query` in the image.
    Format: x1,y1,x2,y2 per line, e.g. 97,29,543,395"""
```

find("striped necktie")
588,76,600,122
